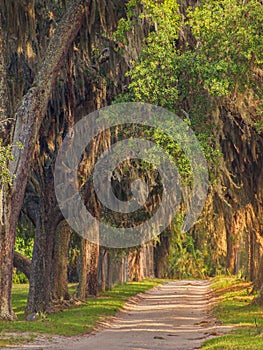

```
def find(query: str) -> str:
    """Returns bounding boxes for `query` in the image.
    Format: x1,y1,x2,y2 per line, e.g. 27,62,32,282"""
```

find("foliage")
0,140,23,185
114,0,222,277
15,224,34,259
114,0,141,45
0,279,162,346
167,214,208,279
13,221,34,284
188,0,263,98
0,140,14,185
127,0,181,109
119,0,263,122
114,0,263,278
68,232,81,283
116,0,222,174
0,141,28,283
254,118,263,133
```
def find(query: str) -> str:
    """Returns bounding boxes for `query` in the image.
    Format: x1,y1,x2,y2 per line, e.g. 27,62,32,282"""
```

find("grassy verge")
202,276,263,350
0,279,163,347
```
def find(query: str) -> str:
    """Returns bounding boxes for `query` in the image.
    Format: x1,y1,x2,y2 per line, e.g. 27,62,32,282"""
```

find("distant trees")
118,0,263,283
1,0,144,318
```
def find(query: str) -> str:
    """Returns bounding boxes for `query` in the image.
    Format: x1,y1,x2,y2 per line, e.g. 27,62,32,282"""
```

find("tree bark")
129,248,144,282
107,251,112,290
0,12,16,320
13,252,31,281
226,231,236,274
78,179,101,298
77,188,100,298
86,241,99,296
78,239,99,298
154,231,171,278
51,221,71,301
77,238,88,300
25,216,59,315
0,187,16,320
0,0,85,320
25,168,63,315
100,249,107,293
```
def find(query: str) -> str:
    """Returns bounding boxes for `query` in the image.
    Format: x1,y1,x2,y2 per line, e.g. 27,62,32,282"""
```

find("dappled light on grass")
0,279,161,341
202,277,263,349
11,284,29,318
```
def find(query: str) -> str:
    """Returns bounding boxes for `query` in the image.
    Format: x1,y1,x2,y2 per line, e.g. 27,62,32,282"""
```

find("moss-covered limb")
8,0,86,221
0,10,16,322
0,11,11,140
0,0,86,321
0,12,8,117
10,0,85,182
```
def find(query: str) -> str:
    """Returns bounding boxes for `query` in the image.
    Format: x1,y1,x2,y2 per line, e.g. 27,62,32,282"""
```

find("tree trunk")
13,252,31,281
0,187,17,320
25,170,63,315
0,0,85,320
226,230,236,274
254,254,263,291
51,221,71,301
86,241,99,296
77,238,88,300
100,249,106,293
154,231,171,278
78,239,99,298
107,251,112,290
141,243,154,278
78,181,101,298
0,14,16,320
25,215,57,315
129,248,144,282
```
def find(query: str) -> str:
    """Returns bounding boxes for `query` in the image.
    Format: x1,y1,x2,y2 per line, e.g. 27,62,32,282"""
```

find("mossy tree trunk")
154,230,171,278
0,0,85,320
25,169,63,315
78,187,100,298
0,12,16,320
51,221,71,301
100,249,107,292
129,248,144,282
78,239,100,298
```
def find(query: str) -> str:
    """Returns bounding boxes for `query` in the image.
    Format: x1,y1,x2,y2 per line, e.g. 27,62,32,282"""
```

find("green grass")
202,276,263,350
209,275,245,291
0,279,163,347
0,335,35,348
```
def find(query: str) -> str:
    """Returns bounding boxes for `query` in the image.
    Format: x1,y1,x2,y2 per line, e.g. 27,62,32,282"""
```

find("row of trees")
0,0,154,320
124,0,263,281
0,0,263,320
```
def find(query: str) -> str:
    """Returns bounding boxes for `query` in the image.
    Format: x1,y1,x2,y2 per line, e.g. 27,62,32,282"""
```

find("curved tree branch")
13,252,31,281
10,0,86,213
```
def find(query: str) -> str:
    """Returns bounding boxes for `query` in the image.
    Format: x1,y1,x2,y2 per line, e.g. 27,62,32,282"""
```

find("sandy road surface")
3,280,230,350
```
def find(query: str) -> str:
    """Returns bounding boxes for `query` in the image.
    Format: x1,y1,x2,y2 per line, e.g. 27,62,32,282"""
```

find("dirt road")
5,280,230,350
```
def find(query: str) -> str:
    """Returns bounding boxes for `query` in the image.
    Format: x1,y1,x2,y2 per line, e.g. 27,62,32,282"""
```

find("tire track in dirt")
4,280,231,350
